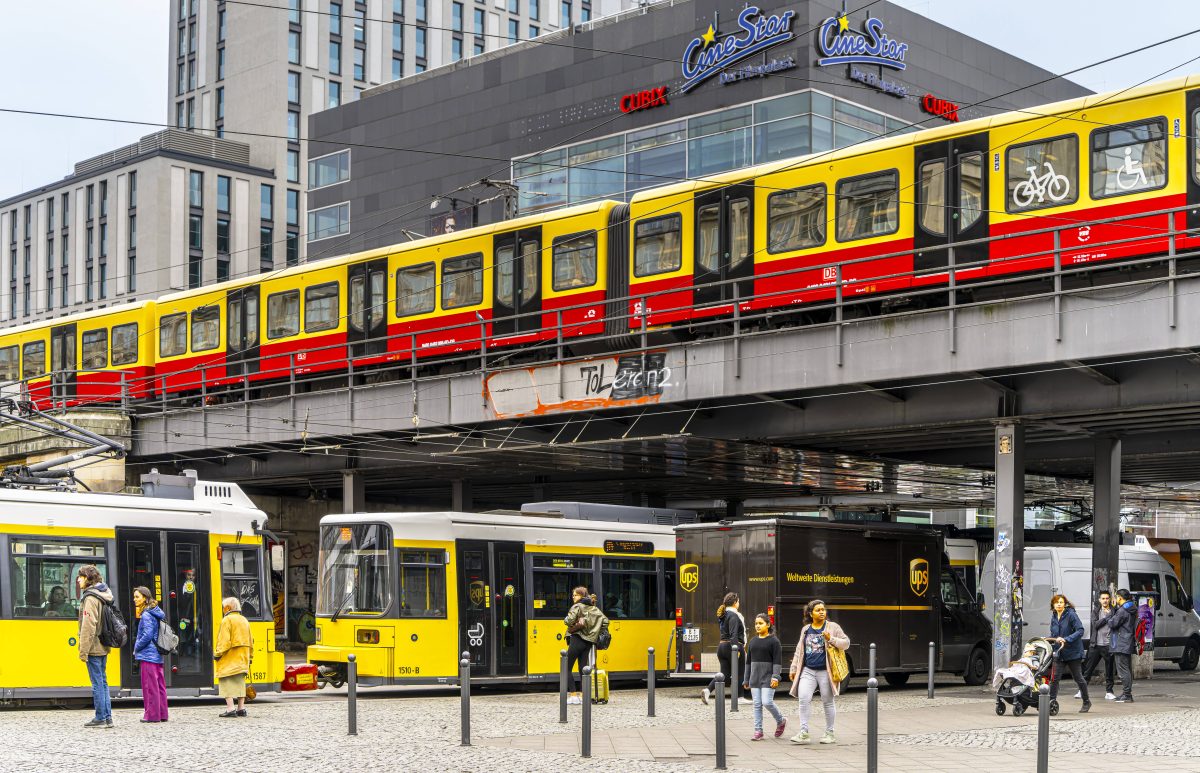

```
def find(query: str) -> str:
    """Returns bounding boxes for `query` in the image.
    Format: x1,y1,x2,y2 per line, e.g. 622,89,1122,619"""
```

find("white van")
980,543,1200,670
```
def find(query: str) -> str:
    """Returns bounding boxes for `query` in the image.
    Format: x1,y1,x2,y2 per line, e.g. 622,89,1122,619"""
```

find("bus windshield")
317,523,393,617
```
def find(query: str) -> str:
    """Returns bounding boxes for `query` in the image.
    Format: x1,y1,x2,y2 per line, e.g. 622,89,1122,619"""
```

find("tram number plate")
682,628,701,643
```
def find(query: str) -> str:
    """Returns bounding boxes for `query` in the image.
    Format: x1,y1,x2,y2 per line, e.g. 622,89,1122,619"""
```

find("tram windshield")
317,523,392,617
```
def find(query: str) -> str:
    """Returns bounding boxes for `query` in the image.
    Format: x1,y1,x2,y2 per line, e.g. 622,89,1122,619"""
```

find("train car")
0,471,285,702
301,511,676,687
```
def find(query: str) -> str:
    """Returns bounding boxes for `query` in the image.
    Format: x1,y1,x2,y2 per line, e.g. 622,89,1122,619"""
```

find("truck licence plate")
682,627,700,643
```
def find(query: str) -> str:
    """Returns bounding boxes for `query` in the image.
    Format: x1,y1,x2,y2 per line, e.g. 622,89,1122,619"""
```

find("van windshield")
317,523,392,617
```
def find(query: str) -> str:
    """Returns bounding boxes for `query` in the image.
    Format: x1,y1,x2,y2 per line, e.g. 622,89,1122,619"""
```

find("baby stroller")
993,637,1058,716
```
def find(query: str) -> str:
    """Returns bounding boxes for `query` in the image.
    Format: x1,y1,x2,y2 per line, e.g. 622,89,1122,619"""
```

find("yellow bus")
304,510,678,686
0,472,285,702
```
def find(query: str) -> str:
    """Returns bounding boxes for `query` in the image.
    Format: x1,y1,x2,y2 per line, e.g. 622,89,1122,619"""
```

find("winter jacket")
718,608,747,648
1090,605,1115,646
1108,601,1137,655
134,606,166,664
788,620,851,697
214,611,253,678
1050,606,1085,661
78,584,114,659
563,599,605,643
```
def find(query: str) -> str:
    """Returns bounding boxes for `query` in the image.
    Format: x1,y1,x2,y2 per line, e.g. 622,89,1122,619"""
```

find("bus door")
913,132,990,275
693,183,754,307
491,228,542,337
456,540,526,677
226,286,260,378
348,258,387,358
49,323,77,403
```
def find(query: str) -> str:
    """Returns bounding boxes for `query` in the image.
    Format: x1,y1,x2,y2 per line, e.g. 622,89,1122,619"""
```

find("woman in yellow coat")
214,597,253,718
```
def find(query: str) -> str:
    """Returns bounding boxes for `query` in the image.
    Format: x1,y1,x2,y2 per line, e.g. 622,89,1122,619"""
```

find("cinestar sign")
680,6,796,94
816,14,908,70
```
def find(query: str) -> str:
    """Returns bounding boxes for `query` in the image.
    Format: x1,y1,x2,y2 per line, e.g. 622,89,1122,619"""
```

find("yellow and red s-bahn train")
3,76,1199,406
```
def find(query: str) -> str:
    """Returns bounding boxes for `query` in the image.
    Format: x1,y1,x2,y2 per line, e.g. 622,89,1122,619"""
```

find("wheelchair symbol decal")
467,622,485,647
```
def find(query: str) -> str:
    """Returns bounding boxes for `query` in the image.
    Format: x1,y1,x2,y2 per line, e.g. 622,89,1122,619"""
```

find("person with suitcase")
563,586,605,704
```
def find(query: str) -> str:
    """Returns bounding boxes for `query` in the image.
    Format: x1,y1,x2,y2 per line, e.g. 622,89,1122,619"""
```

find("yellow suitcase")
591,668,610,704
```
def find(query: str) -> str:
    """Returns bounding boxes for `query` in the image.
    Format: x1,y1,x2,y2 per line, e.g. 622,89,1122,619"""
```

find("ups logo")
469,580,487,607
909,558,929,597
679,563,699,593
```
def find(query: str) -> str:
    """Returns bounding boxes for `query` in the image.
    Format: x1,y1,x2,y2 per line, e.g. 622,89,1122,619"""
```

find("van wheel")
884,673,910,687
963,647,989,686
1180,638,1200,671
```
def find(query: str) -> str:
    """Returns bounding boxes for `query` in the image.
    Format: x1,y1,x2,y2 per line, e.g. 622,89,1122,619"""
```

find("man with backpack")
77,565,117,728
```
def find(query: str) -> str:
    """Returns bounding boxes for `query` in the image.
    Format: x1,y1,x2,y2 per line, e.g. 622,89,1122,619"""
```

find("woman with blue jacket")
1048,593,1090,712
133,586,169,723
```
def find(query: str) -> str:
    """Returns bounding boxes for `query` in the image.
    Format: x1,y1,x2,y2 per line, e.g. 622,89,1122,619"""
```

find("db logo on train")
679,563,700,593
909,558,929,597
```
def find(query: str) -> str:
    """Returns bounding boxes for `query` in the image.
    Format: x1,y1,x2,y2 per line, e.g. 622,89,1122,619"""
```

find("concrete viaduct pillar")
992,422,1025,675
1092,437,1122,604
342,470,365,513
451,479,473,511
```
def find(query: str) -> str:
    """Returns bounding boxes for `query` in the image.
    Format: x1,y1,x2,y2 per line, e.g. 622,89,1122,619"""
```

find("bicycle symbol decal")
1012,161,1071,208
1115,147,1148,191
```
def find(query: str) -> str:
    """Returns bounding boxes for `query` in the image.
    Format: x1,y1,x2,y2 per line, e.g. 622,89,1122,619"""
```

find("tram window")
729,198,750,269
396,262,435,317
21,341,45,379
1090,118,1167,199
696,204,719,276
267,290,301,339
531,555,593,620
316,523,392,616
552,232,597,291
349,275,365,332
304,282,340,332
397,549,446,618
111,323,138,366
835,170,899,242
495,245,515,307
1005,134,1078,213
633,214,682,277
600,558,659,619
160,313,187,357
191,306,221,352
221,546,265,620
519,240,539,304
81,328,108,370
958,152,984,231
442,253,484,310
7,537,105,619
0,345,18,381
918,160,947,236
767,185,826,253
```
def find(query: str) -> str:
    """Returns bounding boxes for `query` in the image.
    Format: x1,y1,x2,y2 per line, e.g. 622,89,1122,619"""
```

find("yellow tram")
0,473,284,702
305,510,677,686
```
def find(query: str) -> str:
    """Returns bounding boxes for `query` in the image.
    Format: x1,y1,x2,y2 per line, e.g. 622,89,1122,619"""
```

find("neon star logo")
836,13,849,32
680,6,797,93
701,23,716,48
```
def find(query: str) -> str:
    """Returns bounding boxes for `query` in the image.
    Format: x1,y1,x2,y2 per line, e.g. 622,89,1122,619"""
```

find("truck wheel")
963,647,989,686
1180,638,1200,671
884,673,910,687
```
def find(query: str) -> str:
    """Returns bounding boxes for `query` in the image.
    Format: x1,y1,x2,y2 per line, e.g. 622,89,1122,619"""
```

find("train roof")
321,510,675,547
0,299,152,339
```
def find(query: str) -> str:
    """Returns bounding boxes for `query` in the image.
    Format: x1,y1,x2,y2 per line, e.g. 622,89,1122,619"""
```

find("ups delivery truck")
674,519,991,686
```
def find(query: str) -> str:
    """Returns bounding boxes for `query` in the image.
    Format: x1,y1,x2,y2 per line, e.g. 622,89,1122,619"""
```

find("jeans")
1082,645,1114,691
86,655,111,721
1113,652,1133,698
750,686,784,732
1049,657,1088,702
566,634,593,692
795,668,836,733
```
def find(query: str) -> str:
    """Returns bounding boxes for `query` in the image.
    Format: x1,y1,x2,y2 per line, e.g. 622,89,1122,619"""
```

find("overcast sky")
0,0,1196,200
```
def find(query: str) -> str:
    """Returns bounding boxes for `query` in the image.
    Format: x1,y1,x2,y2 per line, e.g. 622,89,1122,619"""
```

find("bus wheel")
884,673,910,688
963,647,989,686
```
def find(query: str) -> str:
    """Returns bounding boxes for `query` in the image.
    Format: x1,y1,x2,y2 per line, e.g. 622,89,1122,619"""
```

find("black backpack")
595,617,613,651
93,595,129,649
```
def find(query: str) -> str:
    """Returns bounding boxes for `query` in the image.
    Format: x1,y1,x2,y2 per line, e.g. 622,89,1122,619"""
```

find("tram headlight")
356,629,380,644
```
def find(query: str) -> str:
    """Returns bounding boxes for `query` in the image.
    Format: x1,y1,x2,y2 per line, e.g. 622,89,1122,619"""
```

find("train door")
348,258,387,357
693,184,754,307
49,323,77,402
226,286,260,378
491,228,542,337
1187,90,1200,234
456,540,526,677
913,132,990,273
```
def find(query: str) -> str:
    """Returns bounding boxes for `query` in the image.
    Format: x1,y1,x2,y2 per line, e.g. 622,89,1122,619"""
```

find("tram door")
456,540,525,677
49,323,77,402
491,228,542,337
693,184,754,307
115,528,214,690
226,286,260,378
913,132,990,273
348,258,388,358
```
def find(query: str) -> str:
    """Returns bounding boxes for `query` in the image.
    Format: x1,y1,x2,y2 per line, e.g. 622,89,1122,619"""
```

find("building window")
188,59,196,90
288,30,301,63
213,86,223,120
260,226,274,271
561,1,570,28
175,102,185,128
288,71,301,104
86,186,94,220
288,0,301,24
288,110,300,140
217,217,231,253
329,80,342,108
86,227,93,260
330,40,342,75
508,0,518,13
23,244,30,277
415,28,426,59
189,22,197,54
452,2,463,31
217,48,226,80
85,268,92,303
452,37,462,60
508,19,518,42
217,175,230,213
353,47,364,81
354,8,365,42
580,4,589,21
217,258,229,282
392,57,402,80
98,262,107,299
177,62,185,95
99,223,108,257
309,149,351,189
178,0,187,20
287,150,300,183
393,21,403,51
416,0,427,23
286,189,300,227
307,202,350,241
189,214,203,250
128,255,136,293
414,63,424,74
530,0,539,20
261,184,274,220
60,272,69,306
189,171,203,207
129,214,137,249
529,24,539,38
46,275,53,311
218,8,226,40
331,2,342,34
61,235,68,267
473,40,484,55
99,181,108,218
129,171,137,208
474,8,485,34
186,98,195,129
286,232,300,266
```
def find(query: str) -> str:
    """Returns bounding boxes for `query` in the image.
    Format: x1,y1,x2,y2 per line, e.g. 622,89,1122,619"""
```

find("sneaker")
819,731,836,745
774,718,787,738
751,730,764,741
1114,695,1133,703
1080,702,1091,713
789,730,811,745
1073,690,1081,698
84,718,105,728
1104,692,1116,700
104,718,113,729
701,688,711,706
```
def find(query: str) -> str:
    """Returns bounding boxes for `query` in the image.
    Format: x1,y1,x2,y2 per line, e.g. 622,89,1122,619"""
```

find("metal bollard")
927,641,935,699
714,673,727,770
347,653,358,736
730,644,740,713
460,653,471,747
581,665,593,758
869,642,876,681
1036,684,1050,773
559,648,569,724
647,647,656,717
866,677,879,773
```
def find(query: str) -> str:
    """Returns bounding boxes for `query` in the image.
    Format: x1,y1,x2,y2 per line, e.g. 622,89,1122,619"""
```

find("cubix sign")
619,86,669,114
921,94,960,122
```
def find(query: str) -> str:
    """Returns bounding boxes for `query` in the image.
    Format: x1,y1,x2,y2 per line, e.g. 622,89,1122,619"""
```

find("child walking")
743,613,786,740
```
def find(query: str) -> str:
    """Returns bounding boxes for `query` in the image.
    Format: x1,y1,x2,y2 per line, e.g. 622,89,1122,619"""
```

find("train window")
21,341,45,379
81,329,108,370
918,160,947,236
730,198,750,268
633,214,682,277
767,185,826,253
396,262,435,317
316,523,393,616
221,546,266,620
111,323,138,366
1005,134,1078,213
552,232,598,291
349,276,365,331
7,537,105,619
190,306,221,352
1194,108,1200,186
0,345,18,381
959,153,984,230
835,170,899,242
267,290,301,339
304,282,340,332
1090,117,1167,199
531,555,593,620
442,253,484,310
397,549,447,618
496,245,515,307
696,204,720,275
160,313,187,357
520,240,540,303
600,558,660,619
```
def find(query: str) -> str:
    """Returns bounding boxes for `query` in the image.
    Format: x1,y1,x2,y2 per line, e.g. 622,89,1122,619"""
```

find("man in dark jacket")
1107,589,1137,703
1080,591,1116,701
